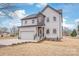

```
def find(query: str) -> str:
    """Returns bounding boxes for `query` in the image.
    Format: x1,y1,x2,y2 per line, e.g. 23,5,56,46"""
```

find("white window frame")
53,16,56,21
53,29,57,34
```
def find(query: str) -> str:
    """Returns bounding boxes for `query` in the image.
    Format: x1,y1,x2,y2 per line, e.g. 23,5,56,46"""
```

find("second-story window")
25,20,27,24
32,20,34,23
47,17,49,22
53,17,56,21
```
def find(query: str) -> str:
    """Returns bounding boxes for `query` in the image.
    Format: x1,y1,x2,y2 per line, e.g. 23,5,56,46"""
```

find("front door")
38,27,44,37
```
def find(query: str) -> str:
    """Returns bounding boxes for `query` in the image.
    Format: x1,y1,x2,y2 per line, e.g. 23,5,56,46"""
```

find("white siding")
42,7,62,39
22,18,37,26
19,6,62,40
19,27,36,32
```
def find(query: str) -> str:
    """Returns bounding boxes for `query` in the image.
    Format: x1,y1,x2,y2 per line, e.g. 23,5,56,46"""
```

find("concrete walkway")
0,39,39,45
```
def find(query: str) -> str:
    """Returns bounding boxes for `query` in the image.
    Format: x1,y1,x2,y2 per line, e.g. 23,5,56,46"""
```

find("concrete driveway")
0,39,39,46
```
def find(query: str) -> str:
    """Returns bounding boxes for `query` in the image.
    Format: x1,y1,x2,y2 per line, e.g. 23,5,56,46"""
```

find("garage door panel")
21,31,35,40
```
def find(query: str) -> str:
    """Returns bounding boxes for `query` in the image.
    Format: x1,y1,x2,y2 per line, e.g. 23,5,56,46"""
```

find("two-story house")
18,5,63,41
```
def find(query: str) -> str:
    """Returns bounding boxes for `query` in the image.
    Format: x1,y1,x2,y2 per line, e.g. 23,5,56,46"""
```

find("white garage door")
21,31,35,40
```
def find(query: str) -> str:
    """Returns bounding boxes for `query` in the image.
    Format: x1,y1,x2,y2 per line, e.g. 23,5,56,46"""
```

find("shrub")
71,29,77,37
10,34,15,37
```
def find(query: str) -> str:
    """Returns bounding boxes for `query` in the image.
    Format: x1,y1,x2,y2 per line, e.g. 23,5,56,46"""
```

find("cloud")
8,19,21,28
9,10,28,19
8,10,28,27
0,11,5,16
27,3,47,8
63,18,75,30
27,3,34,5
75,19,79,23
36,3,47,8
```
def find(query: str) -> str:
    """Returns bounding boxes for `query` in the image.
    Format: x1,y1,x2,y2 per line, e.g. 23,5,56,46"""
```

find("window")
25,20,27,24
46,29,49,34
53,29,57,34
32,20,34,23
53,17,56,21
47,17,49,22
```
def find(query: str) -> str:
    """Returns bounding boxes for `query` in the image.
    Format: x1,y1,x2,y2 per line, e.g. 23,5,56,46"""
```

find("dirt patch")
0,45,6,48
0,36,79,56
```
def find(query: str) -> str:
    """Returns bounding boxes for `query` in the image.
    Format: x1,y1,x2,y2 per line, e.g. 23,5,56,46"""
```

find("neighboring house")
19,5,63,41
0,32,10,37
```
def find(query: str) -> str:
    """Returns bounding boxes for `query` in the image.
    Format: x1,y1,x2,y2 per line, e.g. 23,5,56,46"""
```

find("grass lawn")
0,36,79,56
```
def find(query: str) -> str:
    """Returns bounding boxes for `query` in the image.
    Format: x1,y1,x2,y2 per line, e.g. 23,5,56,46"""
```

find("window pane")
32,20,34,23
53,17,56,21
47,17,49,22
25,21,27,24
46,29,49,34
53,29,56,34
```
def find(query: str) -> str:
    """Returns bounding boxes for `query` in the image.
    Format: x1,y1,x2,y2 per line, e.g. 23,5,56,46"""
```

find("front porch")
34,26,45,40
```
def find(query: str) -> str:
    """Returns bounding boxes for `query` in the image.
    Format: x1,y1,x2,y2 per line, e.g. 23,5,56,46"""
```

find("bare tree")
63,27,72,36
10,26,18,37
2,27,8,33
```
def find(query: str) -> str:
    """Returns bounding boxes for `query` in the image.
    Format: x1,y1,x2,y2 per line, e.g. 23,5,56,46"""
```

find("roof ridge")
41,5,61,14
21,4,62,20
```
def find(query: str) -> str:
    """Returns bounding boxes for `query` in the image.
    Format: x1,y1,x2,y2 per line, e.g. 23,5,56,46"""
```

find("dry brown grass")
0,36,79,56
0,36,18,40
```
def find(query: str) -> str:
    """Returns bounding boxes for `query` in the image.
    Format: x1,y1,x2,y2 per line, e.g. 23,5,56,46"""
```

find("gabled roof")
41,5,62,14
22,14,38,20
21,12,45,20
21,5,62,20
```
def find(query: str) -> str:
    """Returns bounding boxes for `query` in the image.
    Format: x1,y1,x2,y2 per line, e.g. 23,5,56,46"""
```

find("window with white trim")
25,20,27,24
47,17,49,22
53,17,56,21
32,20,34,23
53,29,57,34
46,29,50,34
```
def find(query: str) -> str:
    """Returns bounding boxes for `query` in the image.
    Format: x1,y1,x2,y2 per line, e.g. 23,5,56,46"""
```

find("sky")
0,3,79,30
